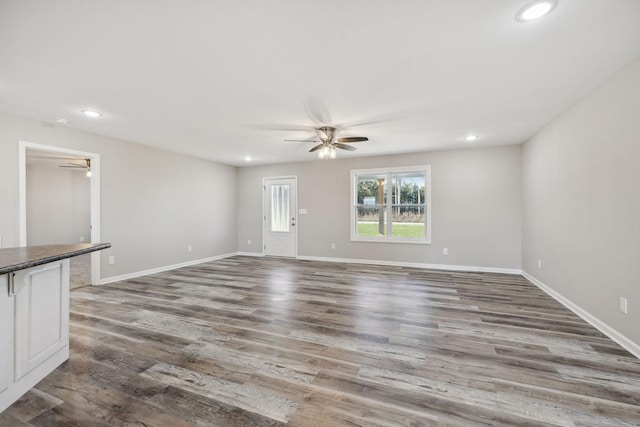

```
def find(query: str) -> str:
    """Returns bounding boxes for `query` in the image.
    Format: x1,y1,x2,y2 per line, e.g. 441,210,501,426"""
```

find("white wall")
522,55,640,348
26,165,90,245
238,145,522,271
0,112,238,280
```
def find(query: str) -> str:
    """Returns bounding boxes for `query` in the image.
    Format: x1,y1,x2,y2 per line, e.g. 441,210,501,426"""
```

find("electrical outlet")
79,235,85,242
538,259,542,269
188,245,193,252
248,239,252,245
619,297,628,314
108,256,115,265
0,234,2,248
443,248,448,255
331,243,336,249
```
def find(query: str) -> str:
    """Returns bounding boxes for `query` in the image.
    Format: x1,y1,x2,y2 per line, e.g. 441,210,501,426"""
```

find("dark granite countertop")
0,243,111,275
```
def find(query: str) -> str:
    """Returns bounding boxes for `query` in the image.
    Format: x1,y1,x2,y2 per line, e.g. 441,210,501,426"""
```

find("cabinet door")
0,274,14,393
14,260,70,380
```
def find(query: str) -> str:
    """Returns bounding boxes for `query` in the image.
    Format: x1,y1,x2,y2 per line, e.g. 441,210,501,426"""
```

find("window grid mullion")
386,172,392,237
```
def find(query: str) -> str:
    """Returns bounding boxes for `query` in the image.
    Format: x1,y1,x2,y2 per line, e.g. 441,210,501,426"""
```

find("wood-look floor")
2,256,640,426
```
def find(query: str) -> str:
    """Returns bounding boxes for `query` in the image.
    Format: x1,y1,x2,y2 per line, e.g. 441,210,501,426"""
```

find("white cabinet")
0,259,70,413
14,260,69,380
0,275,15,395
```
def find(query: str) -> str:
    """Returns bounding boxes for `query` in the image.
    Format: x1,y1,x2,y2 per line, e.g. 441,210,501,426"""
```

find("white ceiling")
2,1,640,166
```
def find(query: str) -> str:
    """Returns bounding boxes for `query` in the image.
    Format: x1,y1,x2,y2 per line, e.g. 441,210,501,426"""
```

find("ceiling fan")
59,158,90,170
285,126,368,159
59,158,92,176
256,98,401,159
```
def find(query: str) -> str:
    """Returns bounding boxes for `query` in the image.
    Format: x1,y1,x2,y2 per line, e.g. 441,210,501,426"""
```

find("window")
350,166,431,244
270,184,290,232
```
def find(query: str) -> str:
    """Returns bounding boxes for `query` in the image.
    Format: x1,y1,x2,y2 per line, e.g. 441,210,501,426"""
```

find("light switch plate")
619,297,628,314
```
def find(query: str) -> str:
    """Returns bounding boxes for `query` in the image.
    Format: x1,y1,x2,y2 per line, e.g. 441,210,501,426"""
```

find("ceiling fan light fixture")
318,145,337,159
516,0,557,22
86,170,92,178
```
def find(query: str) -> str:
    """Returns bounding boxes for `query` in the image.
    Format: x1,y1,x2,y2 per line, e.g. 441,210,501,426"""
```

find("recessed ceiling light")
516,0,557,22
54,117,69,125
81,109,102,118
245,156,252,162
465,134,479,142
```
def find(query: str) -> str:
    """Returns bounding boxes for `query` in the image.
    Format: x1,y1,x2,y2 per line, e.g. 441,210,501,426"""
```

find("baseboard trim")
235,251,265,257
522,270,640,360
296,255,521,275
99,252,237,285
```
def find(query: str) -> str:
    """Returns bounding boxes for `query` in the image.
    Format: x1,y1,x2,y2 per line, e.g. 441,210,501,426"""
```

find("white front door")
264,177,297,257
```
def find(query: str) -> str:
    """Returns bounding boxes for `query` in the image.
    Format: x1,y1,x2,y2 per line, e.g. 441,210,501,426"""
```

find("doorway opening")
18,141,101,286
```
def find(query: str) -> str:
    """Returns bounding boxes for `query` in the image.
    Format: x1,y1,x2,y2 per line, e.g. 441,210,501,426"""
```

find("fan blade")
284,138,320,142
336,136,368,143
304,97,331,125
250,124,316,132
334,143,357,151
309,144,324,153
336,112,407,129
29,155,80,160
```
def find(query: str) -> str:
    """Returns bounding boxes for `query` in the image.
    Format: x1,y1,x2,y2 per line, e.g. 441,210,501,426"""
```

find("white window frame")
350,165,431,244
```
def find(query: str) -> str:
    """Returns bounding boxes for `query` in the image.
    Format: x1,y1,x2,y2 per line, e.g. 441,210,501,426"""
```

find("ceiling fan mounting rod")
317,126,336,142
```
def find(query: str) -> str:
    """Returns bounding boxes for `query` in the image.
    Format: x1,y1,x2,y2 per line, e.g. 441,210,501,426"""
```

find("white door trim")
18,140,102,285
262,175,298,257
